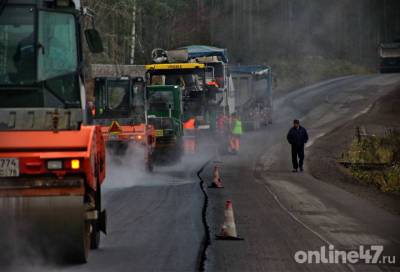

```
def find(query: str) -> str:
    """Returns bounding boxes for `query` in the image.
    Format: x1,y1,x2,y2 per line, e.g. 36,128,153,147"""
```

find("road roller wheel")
65,203,91,264
90,225,101,250
90,181,101,249
76,220,90,263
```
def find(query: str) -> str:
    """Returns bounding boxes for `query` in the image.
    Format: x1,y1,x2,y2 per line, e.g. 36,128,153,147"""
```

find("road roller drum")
0,196,90,264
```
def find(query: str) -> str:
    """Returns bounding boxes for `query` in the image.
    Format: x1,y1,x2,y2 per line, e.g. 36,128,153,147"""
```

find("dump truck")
146,85,184,162
229,65,273,130
0,0,106,263
379,42,400,73
90,76,156,171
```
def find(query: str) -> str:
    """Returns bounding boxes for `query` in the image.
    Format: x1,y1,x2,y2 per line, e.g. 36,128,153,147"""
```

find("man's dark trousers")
291,144,304,170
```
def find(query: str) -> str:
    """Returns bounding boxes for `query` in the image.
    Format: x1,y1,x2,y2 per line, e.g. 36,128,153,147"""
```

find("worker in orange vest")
183,117,197,154
183,118,196,130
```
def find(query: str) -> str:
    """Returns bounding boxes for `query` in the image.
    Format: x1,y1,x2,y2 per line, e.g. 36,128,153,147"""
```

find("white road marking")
258,180,357,272
305,132,326,148
352,104,373,120
305,103,373,149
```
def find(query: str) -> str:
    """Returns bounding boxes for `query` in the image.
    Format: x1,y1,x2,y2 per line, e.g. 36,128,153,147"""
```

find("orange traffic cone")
216,200,243,240
210,166,223,188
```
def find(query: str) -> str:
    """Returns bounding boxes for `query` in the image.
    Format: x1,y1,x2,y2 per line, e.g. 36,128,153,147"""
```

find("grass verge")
340,129,400,193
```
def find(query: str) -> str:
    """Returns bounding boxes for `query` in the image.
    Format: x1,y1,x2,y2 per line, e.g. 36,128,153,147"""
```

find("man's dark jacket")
287,126,309,147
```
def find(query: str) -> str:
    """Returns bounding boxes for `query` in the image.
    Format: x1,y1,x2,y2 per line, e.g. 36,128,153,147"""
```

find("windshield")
149,70,205,90
0,6,35,85
148,117,174,130
148,91,174,112
38,11,78,80
96,80,129,115
94,79,146,119
108,81,129,111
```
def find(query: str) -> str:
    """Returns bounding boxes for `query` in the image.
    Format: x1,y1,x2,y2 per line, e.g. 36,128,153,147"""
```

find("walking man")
287,119,309,172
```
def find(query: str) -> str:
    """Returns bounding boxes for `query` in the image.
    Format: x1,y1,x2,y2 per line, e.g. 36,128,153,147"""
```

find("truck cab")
379,42,400,73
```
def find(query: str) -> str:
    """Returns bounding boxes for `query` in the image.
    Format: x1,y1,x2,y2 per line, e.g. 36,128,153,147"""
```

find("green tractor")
146,85,184,163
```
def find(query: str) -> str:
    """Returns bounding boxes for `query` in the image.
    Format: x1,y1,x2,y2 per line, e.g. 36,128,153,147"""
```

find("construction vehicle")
379,42,400,73
146,85,184,162
148,46,234,130
146,46,235,153
145,62,207,155
229,65,273,130
178,45,235,131
0,0,106,263
90,76,156,171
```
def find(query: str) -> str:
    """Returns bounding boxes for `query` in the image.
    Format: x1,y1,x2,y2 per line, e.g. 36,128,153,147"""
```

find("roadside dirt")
308,87,400,215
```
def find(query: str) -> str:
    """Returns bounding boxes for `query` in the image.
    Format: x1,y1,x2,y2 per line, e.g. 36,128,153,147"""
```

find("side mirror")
85,29,103,53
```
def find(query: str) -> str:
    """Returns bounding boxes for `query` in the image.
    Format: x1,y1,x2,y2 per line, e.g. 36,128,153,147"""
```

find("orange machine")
0,0,106,263
91,76,156,171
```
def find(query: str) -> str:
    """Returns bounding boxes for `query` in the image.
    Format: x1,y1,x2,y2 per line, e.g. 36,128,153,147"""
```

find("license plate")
155,130,164,137
0,158,19,177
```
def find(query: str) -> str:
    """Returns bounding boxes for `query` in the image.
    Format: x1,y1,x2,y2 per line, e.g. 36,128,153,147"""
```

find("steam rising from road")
104,139,217,190
103,144,149,189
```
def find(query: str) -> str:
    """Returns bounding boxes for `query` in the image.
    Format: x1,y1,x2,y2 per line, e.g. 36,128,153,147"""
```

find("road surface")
3,74,400,272
204,74,400,272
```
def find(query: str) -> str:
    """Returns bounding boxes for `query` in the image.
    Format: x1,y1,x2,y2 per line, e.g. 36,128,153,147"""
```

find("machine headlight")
71,159,80,170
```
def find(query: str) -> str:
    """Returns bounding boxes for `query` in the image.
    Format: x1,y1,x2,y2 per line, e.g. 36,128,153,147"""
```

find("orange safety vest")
184,118,196,130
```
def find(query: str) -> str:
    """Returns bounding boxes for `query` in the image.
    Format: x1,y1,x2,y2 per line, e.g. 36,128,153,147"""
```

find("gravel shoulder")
307,87,400,215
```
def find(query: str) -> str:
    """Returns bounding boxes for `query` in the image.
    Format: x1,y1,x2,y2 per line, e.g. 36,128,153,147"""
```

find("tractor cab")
91,76,146,126
91,76,155,168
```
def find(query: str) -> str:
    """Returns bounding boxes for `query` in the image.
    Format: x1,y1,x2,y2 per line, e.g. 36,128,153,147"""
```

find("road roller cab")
0,0,106,263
